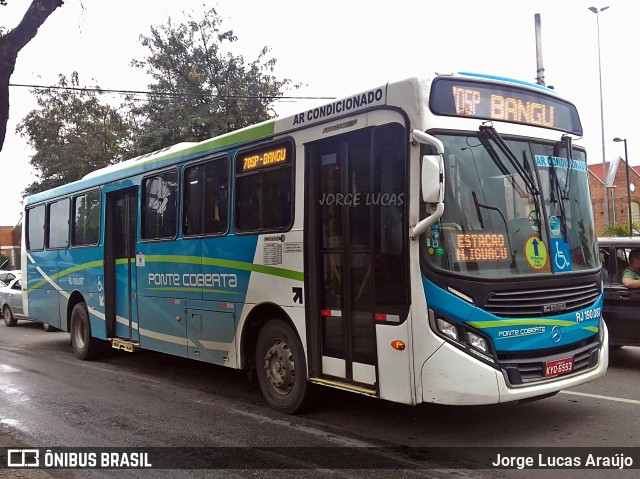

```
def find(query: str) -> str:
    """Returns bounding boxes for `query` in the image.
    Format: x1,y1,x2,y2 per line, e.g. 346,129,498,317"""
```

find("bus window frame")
26,203,46,252
233,137,295,235
140,166,180,243
182,154,231,239
46,197,71,251
70,188,102,248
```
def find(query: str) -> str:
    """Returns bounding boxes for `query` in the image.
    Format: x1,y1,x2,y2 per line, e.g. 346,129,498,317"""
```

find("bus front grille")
497,337,601,386
482,282,600,318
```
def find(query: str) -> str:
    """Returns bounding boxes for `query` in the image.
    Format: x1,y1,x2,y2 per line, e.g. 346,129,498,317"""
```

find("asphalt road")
1,320,639,479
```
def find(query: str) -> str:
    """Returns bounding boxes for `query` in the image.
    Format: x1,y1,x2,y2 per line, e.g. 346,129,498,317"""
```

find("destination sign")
238,143,290,173
430,78,583,135
454,232,509,262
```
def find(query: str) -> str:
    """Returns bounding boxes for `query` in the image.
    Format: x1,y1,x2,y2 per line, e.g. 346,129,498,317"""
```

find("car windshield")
423,132,599,278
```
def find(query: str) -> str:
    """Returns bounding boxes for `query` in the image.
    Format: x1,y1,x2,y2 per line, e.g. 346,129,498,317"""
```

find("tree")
17,73,133,195
130,7,295,154
0,0,64,153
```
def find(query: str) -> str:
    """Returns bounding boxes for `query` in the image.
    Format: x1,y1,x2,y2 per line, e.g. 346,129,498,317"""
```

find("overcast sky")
1,0,637,226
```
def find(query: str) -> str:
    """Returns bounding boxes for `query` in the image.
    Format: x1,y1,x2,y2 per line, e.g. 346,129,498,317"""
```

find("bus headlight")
430,310,498,367
437,318,459,342
467,332,488,354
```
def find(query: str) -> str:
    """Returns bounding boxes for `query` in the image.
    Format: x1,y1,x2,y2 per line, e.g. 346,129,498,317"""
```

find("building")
0,219,21,270
588,157,640,235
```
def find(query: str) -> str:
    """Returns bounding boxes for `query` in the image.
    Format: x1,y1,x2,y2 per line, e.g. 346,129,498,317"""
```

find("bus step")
310,378,377,396
110,338,139,353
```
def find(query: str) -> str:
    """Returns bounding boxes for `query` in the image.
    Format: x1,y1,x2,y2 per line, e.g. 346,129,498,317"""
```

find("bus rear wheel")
70,302,104,360
255,319,311,414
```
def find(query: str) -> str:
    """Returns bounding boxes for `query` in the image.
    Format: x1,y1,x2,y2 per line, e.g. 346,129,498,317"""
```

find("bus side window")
72,189,101,246
235,141,293,233
47,198,70,249
142,170,179,240
203,158,230,235
183,164,204,236
27,204,46,251
235,174,262,231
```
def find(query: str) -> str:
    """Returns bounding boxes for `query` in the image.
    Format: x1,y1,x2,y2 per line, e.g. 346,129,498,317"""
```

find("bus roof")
24,73,573,206
25,120,277,205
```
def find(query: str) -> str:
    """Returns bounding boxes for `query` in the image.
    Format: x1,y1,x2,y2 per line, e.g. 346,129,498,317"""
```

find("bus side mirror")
410,130,446,240
422,154,444,204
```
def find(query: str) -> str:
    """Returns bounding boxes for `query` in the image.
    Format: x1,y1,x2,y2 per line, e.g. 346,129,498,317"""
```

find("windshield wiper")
479,124,543,240
547,153,568,240
560,135,573,201
479,124,539,196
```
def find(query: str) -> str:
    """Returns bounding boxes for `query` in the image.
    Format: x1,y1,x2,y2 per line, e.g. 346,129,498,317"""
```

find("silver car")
1,273,57,331
1,274,27,327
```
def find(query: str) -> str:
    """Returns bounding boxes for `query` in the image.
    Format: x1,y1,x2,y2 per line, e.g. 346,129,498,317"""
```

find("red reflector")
320,310,331,317
391,340,406,351
375,313,400,323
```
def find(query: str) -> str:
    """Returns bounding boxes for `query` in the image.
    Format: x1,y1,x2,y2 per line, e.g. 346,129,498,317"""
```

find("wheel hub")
263,339,294,394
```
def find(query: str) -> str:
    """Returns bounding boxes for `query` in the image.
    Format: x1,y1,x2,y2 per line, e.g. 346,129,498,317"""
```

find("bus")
22,72,607,413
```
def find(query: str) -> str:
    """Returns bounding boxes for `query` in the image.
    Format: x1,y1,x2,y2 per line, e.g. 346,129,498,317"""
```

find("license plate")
544,357,574,378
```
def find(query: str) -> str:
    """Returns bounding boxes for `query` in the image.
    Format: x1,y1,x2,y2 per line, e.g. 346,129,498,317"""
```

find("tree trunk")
0,0,64,153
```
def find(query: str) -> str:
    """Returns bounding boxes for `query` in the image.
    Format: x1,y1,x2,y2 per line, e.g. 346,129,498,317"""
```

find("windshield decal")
535,155,587,172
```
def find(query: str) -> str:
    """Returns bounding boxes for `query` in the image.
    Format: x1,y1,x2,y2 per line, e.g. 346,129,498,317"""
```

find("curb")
0,424,53,479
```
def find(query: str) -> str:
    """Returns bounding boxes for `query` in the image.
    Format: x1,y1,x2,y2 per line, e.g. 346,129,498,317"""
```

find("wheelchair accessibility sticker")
551,238,573,272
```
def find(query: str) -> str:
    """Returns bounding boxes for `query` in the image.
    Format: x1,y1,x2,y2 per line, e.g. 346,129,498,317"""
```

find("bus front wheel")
70,302,103,360
255,319,311,414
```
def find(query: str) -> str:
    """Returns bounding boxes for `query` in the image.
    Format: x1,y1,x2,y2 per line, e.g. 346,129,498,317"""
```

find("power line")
8,83,336,101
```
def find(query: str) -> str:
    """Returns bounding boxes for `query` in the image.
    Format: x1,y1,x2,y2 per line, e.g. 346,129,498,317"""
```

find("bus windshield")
423,132,599,278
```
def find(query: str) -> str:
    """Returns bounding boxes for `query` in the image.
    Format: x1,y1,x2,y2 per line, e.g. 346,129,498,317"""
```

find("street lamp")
614,137,632,236
589,6,610,225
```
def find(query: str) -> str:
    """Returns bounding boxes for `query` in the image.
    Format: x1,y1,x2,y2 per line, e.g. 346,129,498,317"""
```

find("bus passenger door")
305,124,409,392
104,188,139,343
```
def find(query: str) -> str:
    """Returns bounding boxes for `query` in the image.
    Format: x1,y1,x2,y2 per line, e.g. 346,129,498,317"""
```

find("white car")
1,274,27,327
0,273,57,331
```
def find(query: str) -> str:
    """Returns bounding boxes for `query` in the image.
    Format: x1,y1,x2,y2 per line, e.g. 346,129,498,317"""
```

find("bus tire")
70,302,103,360
255,319,311,414
3,306,17,327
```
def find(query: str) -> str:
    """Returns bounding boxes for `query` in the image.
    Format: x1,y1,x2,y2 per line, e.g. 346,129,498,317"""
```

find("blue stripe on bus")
422,277,600,351
457,72,557,94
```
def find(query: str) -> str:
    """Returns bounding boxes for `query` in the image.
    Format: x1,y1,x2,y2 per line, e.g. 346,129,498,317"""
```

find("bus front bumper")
420,326,609,405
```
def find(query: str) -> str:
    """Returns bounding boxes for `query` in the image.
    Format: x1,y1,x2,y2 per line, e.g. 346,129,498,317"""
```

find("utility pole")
535,14,545,86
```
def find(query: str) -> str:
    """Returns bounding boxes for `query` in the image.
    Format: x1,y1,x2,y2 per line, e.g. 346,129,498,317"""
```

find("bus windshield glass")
423,133,599,278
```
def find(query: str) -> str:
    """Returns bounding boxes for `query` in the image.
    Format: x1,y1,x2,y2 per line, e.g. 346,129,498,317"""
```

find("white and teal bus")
22,72,607,413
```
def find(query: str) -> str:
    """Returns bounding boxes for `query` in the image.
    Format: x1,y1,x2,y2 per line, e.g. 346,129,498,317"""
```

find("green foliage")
17,72,133,195
129,8,294,154
601,223,637,237
15,7,295,193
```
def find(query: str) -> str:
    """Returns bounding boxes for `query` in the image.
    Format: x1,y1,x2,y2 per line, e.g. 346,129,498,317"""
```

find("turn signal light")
391,340,406,351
